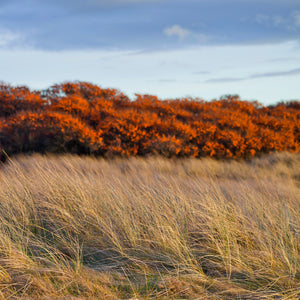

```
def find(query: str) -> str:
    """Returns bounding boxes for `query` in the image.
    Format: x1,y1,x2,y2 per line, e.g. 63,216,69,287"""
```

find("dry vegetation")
0,153,299,299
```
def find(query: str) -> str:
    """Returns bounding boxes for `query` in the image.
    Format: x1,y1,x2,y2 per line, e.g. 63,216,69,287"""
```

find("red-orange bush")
0,83,45,117
0,81,299,159
0,112,103,155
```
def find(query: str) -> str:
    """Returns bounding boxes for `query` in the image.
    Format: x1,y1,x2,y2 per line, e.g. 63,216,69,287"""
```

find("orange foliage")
0,81,299,158
0,111,103,155
49,95,90,118
0,83,45,117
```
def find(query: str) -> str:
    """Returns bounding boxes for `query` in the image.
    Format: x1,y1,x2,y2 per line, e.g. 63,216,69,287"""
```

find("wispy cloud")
272,15,285,26
0,0,298,51
255,14,270,24
206,77,244,83
163,25,191,40
193,71,211,75
255,13,289,28
0,40,299,104
54,0,162,9
153,79,177,83
266,57,299,63
251,68,300,79
206,67,300,83
0,28,20,47
292,11,300,27
86,0,162,4
255,11,300,30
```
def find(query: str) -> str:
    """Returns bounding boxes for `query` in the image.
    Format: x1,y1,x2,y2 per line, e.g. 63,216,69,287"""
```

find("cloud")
0,0,299,52
255,14,270,24
206,67,300,83
0,40,299,104
255,13,286,27
206,77,244,83
250,67,300,79
292,11,300,27
163,25,191,40
54,0,163,10
89,0,160,3
156,79,177,83
272,15,284,26
266,57,299,63
255,11,300,30
0,28,20,47
193,71,211,75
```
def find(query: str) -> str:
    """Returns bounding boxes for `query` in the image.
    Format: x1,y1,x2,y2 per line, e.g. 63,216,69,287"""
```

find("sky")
0,0,300,104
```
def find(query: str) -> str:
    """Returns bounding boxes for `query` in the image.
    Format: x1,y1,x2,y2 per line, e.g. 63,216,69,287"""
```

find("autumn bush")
0,112,103,155
0,81,299,158
0,83,45,117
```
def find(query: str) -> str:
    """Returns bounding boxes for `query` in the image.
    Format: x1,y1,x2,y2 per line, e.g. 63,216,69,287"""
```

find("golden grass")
0,153,299,299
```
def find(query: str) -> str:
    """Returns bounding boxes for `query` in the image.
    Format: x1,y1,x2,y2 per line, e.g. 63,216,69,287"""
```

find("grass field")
0,153,299,299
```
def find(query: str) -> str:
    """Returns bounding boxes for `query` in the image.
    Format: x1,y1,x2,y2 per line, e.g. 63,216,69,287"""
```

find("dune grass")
0,153,299,299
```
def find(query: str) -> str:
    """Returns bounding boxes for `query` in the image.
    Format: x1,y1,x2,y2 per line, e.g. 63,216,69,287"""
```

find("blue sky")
0,0,300,104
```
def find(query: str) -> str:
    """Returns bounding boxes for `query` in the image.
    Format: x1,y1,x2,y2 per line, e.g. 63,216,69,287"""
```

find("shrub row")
0,81,299,159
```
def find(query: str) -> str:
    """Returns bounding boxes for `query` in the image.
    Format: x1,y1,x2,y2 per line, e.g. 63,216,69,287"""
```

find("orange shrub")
0,112,103,155
0,82,299,158
0,83,45,117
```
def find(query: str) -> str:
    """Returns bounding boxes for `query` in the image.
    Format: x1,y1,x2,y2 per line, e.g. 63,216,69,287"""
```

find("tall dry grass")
0,153,299,299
